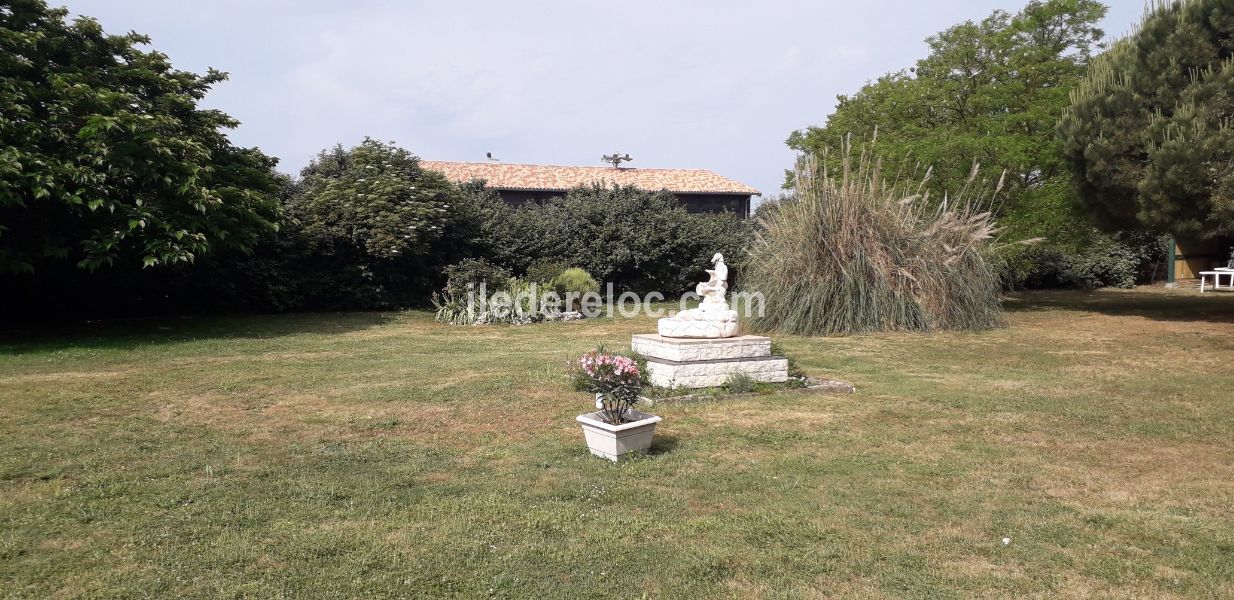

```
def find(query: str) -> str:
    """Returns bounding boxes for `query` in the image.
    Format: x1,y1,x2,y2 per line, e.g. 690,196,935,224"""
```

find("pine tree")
1058,0,1234,238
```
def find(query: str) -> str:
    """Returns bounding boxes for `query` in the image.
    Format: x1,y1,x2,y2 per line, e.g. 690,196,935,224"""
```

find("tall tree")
287,138,468,307
294,139,460,262
0,0,280,274
788,0,1107,245
1058,0,1234,238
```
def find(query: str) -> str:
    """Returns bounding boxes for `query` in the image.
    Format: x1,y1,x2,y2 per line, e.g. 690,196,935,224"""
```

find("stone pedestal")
632,334,789,389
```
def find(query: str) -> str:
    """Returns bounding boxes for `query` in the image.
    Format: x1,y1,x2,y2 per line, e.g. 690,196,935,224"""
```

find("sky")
57,0,1144,197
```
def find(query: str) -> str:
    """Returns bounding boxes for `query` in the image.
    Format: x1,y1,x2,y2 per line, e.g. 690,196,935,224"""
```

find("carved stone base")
632,334,771,362
643,355,789,389
632,333,788,388
657,316,738,339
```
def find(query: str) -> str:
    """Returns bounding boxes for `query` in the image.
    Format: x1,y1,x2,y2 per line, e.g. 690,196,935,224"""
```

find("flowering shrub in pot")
570,348,661,461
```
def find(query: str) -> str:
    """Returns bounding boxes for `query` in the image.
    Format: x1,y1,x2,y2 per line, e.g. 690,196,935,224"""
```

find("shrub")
487,277,561,324
570,348,643,424
450,182,520,267
1005,245,1074,289
444,258,511,296
723,373,755,394
571,346,650,391
1069,232,1169,289
745,148,1004,335
432,275,561,325
550,268,599,310
430,289,472,325
1003,232,1169,290
296,139,458,262
525,259,569,285
284,139,475,308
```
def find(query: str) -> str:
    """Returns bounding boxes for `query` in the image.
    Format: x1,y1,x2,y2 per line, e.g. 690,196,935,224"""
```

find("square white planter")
576,410,662,461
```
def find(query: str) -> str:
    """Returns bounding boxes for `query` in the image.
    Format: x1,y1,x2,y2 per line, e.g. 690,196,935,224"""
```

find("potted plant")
571,348,661,461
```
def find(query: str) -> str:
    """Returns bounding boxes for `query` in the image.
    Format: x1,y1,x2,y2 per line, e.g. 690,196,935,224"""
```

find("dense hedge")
0,147,752,322
3,130,1158,326
496,184,752,295
1003,232,1169,290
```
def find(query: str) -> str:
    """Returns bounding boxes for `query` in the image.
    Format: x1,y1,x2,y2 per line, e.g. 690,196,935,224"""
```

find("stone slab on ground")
804,379,856,394
631,334,771,362
644,355,788,389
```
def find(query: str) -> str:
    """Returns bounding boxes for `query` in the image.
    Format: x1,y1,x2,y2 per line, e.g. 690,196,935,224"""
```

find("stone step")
631,333,772,362
643,355,789,389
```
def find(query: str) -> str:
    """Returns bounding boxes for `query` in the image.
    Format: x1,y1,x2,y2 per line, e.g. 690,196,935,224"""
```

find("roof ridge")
420,159,714,173
420,160,760,195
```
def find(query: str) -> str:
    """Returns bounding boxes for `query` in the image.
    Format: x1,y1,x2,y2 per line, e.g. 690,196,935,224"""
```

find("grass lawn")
2,289,1233,598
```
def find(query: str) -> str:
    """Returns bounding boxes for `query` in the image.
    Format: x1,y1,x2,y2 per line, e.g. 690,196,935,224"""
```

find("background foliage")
7,0,1203,325
1004,231,1169,289
784,0,1165,288
787,0,1106,244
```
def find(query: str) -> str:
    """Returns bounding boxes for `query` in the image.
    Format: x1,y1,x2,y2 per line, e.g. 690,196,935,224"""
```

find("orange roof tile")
420,161,760,196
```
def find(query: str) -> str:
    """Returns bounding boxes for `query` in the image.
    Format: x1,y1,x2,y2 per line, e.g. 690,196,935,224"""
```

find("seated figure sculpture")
658,253,739,338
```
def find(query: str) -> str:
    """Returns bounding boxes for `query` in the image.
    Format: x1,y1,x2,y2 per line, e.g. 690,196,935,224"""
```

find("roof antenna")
602,153,633,168
486,152,500,162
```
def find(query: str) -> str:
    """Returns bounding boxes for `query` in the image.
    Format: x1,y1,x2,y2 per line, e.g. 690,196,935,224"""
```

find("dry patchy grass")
1,289,1232,598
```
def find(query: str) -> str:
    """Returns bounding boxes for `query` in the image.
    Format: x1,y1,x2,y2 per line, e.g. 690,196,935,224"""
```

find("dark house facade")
421,161,760,217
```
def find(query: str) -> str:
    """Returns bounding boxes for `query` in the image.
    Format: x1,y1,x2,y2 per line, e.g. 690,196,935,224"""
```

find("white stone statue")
696,252,728,306
658,253,739,338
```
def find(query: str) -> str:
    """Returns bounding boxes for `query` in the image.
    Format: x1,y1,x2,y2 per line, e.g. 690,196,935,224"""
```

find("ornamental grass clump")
746,144,1007,335
571,348,642,424
431,276,563,325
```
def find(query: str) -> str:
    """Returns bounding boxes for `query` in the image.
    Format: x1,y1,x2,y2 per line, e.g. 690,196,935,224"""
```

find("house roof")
420,160,761,196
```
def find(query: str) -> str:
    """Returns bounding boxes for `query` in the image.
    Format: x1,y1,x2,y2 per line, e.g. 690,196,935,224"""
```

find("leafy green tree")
294,139,458,261
788,0,1107,246
1058,0,1234,238
287,139,468,307
0,0,280,274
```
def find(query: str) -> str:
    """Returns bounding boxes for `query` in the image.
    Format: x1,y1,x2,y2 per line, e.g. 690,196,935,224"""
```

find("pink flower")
575,350,640,389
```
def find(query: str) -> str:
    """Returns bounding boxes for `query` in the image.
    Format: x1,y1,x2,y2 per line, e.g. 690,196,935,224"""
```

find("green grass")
2,289,1233,598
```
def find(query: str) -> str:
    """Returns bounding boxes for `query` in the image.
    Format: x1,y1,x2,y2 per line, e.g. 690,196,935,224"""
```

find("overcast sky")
57,1,1142,196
